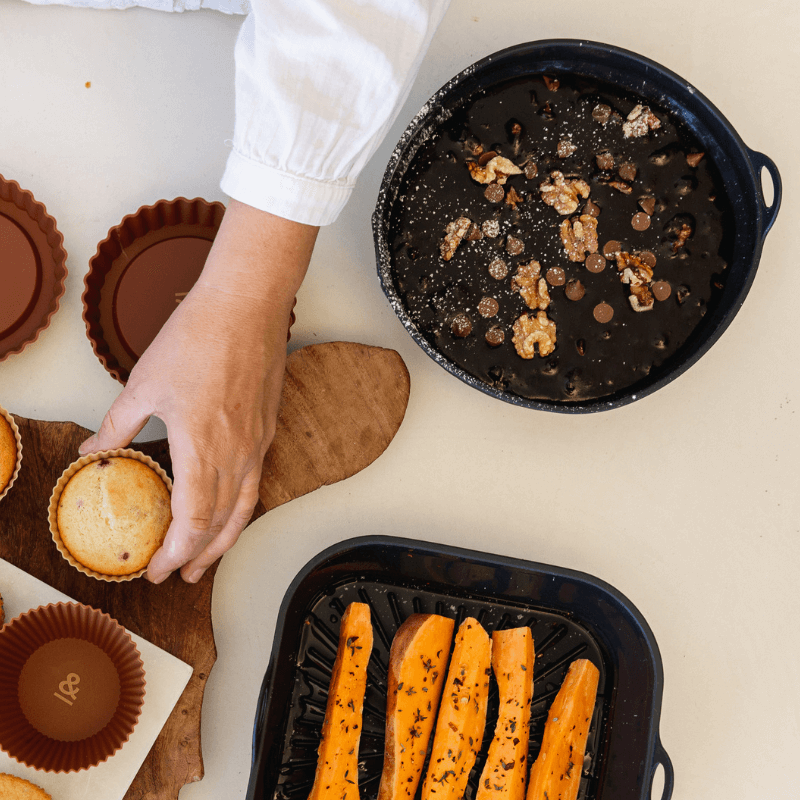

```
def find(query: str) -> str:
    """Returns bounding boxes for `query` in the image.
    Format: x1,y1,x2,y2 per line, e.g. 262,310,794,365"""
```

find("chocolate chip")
686,152,705,168
478,150,498,166
593,302,614,323
557,139,577,158
485,184,505,203
524,162,538,180
596,151,614,170
585,253,606,273
481,219,500,238
450,313,472,337
602,240,622,258
638,196,656,216
485,326,505,347
466,223,483,241
488,258,508,280
651,281,672,301
618,163,637,182
121,552,130,561
506,236,524,255
592,103,612,124
638,250,657,268
565,280,585,301
545,267,566,286
585,199,600,217
631,212,651,231
543,75,559,91
477,297,500,318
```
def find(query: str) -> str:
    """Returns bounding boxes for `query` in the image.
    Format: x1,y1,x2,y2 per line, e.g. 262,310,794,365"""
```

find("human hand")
79,201,318,583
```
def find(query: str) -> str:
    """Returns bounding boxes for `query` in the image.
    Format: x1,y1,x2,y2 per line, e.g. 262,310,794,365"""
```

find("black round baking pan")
373,39,781,412
245,535,673,800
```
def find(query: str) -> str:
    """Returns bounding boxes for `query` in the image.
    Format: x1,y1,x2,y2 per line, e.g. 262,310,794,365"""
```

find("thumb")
79,389,152,454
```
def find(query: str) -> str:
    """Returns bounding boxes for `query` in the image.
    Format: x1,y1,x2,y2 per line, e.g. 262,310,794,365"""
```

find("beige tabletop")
0,1,797,799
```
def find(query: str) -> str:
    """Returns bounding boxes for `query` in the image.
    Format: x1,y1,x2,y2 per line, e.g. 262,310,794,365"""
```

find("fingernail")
78,436,96,455
185,569,203,584
148,571,167,585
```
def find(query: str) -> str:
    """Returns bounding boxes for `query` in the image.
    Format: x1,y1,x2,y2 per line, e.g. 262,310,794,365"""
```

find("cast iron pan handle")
747,147,782,237
651,736,675,800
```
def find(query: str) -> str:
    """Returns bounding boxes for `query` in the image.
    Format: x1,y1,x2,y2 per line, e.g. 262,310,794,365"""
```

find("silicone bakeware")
246,536,673,800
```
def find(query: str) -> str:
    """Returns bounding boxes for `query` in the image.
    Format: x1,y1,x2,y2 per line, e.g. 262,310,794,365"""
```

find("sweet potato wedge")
476,627,535,800
525,658,599,800
307,602,374,800
421,617,492,800
377,614,456,800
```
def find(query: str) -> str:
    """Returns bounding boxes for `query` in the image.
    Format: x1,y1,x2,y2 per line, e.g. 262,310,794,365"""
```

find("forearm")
197,199,318,319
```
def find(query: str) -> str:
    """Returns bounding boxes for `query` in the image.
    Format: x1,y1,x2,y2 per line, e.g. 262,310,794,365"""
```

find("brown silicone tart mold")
0,602,145,772
83,197,226,384
0,175,68,362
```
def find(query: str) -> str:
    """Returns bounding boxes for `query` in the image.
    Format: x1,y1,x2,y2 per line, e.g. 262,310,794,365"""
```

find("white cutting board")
0,558,194,799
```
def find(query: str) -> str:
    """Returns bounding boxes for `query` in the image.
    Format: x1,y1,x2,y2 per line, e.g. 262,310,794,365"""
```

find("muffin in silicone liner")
48,449,173,582
0,602,146,772
0,403,22,503
0,175,68,363
82,197,225,384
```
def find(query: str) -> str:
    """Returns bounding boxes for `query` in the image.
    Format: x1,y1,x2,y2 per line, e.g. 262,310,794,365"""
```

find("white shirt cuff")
220,147,354,227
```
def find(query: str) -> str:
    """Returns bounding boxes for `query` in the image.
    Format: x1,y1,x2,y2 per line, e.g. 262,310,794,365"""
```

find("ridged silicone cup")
0,602,145,772
0,404,22,503
0,175,68,362
48,449,173,582
82,197,225,384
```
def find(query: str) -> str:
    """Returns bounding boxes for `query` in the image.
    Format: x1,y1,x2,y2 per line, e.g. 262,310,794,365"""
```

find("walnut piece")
512,311,557,358
622,104,661,138
559,214,598,262
673,223,692,252
615,251,654,286
467,156,523,185
539,171,591,215
439,216,472,261
511,260,550,311
629,284,655,312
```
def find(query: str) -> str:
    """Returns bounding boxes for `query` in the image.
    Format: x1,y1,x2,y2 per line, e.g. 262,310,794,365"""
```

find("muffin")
0,773,52,799
55,455,171,577
0,412,18,497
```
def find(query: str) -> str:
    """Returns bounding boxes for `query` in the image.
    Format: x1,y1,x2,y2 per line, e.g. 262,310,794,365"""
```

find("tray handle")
746,147,782,237
650,737,675,800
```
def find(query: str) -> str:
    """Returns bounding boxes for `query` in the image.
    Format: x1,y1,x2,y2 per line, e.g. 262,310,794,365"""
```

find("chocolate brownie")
388,74,733,402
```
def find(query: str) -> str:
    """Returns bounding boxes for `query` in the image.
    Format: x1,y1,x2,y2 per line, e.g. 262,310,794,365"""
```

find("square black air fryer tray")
246,536,673,800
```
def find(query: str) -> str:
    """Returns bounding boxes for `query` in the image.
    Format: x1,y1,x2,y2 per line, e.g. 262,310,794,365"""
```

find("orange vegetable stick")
526,659,599,800
421,617,492,800
307,602,374,800
377,614,455,800
476,627,535,800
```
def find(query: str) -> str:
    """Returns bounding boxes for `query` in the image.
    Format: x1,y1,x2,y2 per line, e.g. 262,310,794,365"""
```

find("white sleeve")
219,0,451,226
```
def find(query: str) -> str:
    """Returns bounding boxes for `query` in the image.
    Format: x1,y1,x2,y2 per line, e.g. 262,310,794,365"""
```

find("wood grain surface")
0,342,410,799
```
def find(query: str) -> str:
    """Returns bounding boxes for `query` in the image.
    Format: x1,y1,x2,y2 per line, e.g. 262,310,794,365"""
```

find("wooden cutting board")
0,341,410,799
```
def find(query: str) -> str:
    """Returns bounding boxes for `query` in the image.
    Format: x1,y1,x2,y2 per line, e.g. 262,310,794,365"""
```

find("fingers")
179,467,261,583
145,443,261,585
79,388,152,455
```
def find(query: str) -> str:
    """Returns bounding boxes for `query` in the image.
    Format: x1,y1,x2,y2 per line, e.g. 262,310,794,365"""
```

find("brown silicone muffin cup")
0,404,22,503
48,449,173,582
0,175,68,362
82,197,225,385
0,602,145,772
